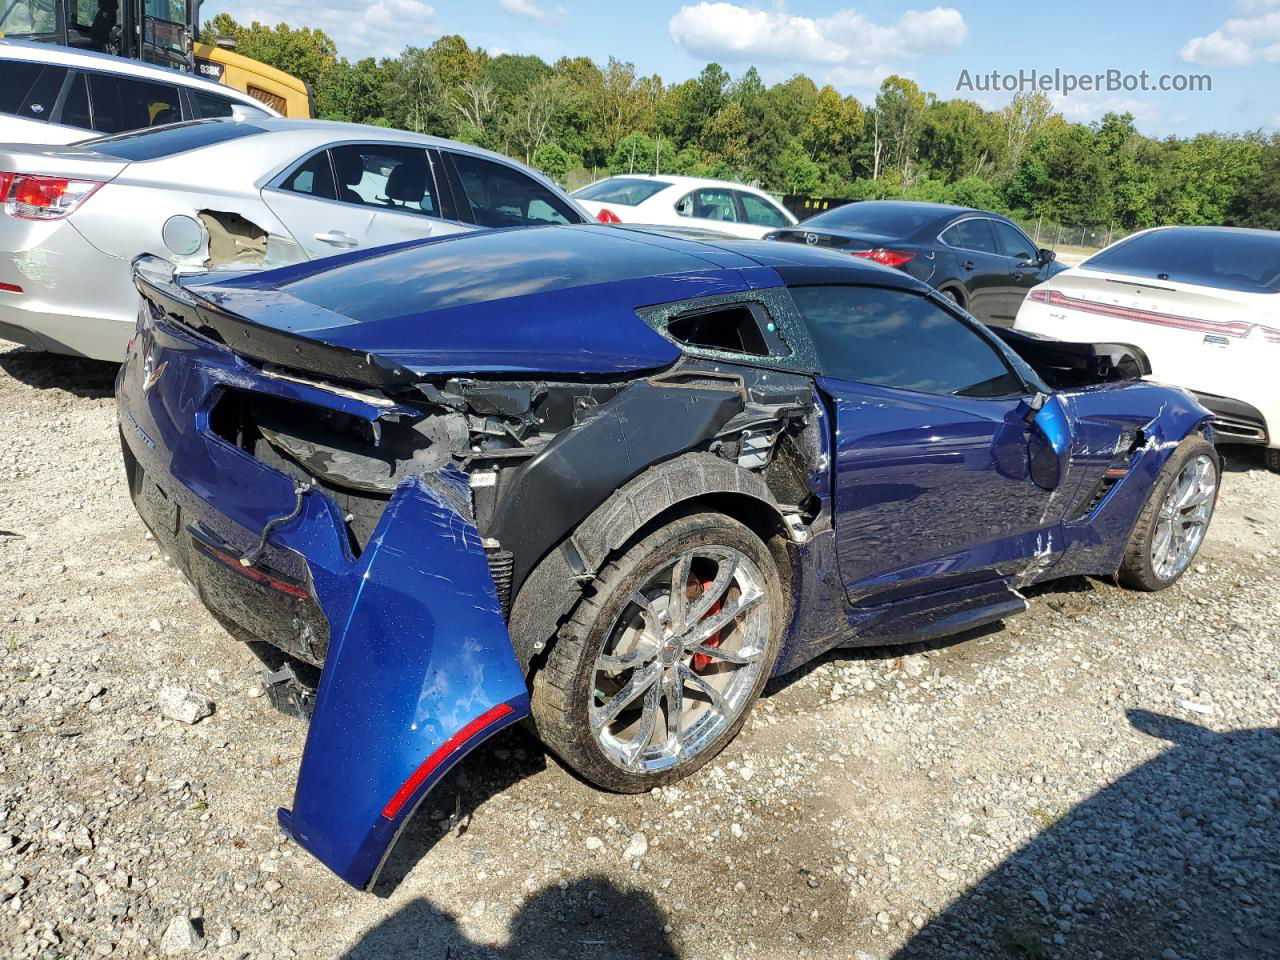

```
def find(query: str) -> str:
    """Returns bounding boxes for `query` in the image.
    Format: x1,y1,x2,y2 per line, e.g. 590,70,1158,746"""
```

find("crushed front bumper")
117,302,530,890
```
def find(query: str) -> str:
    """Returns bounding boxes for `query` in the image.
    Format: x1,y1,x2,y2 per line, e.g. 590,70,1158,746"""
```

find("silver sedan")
0,118,589,360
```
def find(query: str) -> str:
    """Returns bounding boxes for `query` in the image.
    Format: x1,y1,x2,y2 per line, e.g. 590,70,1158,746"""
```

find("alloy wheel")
1151,454,1217,581
589,546,770,773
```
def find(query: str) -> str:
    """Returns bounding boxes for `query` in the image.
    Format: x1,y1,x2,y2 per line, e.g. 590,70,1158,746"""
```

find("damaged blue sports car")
116,225,1220,889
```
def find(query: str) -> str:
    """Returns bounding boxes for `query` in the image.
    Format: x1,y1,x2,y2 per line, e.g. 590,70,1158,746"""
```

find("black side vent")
486,547,515,618
1069,430,1144,522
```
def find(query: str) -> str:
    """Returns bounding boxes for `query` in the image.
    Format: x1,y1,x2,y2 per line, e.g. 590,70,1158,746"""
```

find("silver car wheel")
1150,454,1217,581
589,546,770,773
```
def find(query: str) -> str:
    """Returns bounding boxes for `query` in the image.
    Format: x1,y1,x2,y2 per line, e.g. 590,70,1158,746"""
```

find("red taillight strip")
1030,288,1280,341
382,702,516,819
192,538,310,599
0,282,22,294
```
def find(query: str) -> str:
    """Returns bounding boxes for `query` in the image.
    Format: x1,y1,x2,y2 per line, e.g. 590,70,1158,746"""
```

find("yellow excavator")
0,1,313,117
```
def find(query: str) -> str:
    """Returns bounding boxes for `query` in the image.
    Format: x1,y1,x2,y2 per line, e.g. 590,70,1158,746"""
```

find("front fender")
278,467,529,890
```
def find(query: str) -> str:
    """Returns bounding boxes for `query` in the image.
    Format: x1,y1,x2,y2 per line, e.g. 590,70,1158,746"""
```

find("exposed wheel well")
939,283,967,307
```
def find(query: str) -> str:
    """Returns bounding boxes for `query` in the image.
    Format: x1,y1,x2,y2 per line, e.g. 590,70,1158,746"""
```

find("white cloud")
498,0,544,19
668,3,967,69
496,0,567,24
1181,3,1280,66
214,0,439,58
1048,93,1166,126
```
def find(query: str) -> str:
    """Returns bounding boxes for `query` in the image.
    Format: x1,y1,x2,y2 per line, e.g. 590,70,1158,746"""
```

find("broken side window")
665,303,787,359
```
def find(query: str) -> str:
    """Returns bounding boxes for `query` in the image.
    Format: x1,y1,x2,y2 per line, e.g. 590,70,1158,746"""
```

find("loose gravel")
0,342,1275,960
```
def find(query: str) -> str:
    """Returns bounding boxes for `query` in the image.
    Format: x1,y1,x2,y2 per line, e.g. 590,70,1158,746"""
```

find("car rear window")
1083,229,1280,294
85,120,267,160
803,201,948,237
573,178,671,206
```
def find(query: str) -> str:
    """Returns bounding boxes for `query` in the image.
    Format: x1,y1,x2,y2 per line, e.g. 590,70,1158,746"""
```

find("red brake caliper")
691,576,722,672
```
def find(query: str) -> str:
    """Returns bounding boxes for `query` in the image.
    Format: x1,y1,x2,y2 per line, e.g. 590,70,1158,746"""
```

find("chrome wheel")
1151,454,1216,581
589,546,770,773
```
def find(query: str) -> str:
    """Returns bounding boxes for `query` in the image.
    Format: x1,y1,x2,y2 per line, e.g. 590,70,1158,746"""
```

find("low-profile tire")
1266,447,1280,474
530,511,785,793
1117,435,1219,591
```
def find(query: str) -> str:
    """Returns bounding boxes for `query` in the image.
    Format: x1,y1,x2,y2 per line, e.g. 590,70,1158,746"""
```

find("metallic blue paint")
117,313,529,890
279,469,530,890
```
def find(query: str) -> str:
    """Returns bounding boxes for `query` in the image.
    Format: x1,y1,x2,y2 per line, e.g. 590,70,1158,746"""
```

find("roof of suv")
0,39,279,114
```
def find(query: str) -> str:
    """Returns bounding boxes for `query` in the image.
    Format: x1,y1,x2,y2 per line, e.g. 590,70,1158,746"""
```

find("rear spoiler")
989,326,1153,383
132,256,419,389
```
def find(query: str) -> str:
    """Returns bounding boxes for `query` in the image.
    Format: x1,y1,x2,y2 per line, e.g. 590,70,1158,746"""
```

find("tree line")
204,15,1280,231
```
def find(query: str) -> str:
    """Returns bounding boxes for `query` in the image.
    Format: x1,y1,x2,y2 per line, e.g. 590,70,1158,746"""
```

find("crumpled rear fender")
278,467,529,890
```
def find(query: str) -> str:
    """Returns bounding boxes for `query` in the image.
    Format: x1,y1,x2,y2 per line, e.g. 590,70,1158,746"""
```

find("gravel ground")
0,340,1276,960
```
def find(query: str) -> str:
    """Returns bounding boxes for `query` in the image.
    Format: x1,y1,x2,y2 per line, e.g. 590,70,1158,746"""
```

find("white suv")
0,39,276,145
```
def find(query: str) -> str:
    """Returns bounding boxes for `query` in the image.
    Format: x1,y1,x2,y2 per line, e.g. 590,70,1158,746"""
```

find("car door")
262,144,466,260
789,283,1066,604
734,190,793,239
84,70,183,132
441,150,583,228
939,217,1011,324
990,219,1047,326
674,187,754,237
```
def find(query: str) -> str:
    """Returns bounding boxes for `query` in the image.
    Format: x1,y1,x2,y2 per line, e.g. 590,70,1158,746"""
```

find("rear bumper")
1190,392,1269,446
0,220,137,360
116,309,530,890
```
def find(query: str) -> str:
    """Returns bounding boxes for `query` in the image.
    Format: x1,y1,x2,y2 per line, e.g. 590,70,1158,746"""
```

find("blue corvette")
116,225,1219,889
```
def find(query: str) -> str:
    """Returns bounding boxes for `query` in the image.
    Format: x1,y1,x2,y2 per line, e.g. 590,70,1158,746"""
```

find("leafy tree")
1225,134,1280,229
533,142,573,183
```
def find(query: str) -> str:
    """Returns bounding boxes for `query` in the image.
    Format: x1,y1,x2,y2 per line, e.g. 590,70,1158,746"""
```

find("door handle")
962,260,975,271
314,230,358,248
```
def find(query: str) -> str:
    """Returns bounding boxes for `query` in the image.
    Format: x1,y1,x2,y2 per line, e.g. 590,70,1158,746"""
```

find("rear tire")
1117,436,1219,591
1266,448,1280,474
530,511,784,793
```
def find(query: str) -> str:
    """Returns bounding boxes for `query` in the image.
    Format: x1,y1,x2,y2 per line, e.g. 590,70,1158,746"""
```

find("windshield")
1084,228,1280,294
0,0,60,35
803,201,950,237
87,120,267,160
573,178,671,206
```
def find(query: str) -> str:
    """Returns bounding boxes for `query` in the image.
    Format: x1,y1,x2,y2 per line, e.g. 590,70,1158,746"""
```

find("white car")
0,118,589,360
1015,225,1280,472
0,39,275,145
571,174,797,239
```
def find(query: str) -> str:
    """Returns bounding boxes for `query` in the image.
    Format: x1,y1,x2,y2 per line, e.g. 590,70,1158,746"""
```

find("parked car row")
0,85,1265,892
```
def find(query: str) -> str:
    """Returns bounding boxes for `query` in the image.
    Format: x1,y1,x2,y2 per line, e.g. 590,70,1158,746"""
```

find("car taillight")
0,173,13,202
4,174,103,220
852,248,915,268
1027,289,1052,303
595,207,622,224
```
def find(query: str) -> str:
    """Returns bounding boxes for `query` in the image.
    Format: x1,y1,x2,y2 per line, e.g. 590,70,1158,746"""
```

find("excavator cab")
0,0,313,117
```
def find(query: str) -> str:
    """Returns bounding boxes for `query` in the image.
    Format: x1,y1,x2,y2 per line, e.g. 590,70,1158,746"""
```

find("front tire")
1117,436,1219,591
530,511,784,792
1266,447,1280,474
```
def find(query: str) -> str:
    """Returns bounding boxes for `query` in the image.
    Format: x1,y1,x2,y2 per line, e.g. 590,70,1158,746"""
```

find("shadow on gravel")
893,709,1279,960
373,723,550,897
0,346,119,398
1219,445,1269,474
339,875,678,959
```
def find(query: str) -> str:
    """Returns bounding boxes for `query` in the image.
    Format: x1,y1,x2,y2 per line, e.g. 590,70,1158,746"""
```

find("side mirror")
1038,248,1057,265
1025,393,1071,490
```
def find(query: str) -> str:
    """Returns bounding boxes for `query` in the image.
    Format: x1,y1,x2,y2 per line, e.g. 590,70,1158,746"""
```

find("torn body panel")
281,469,529,890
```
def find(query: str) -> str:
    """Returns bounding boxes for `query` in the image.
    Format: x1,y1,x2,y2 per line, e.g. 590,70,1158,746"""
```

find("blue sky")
202,0,1280,136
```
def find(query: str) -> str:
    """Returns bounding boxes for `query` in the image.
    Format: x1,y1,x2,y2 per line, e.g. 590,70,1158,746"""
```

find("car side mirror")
1038,248,1056,265
1025,392,1071,490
